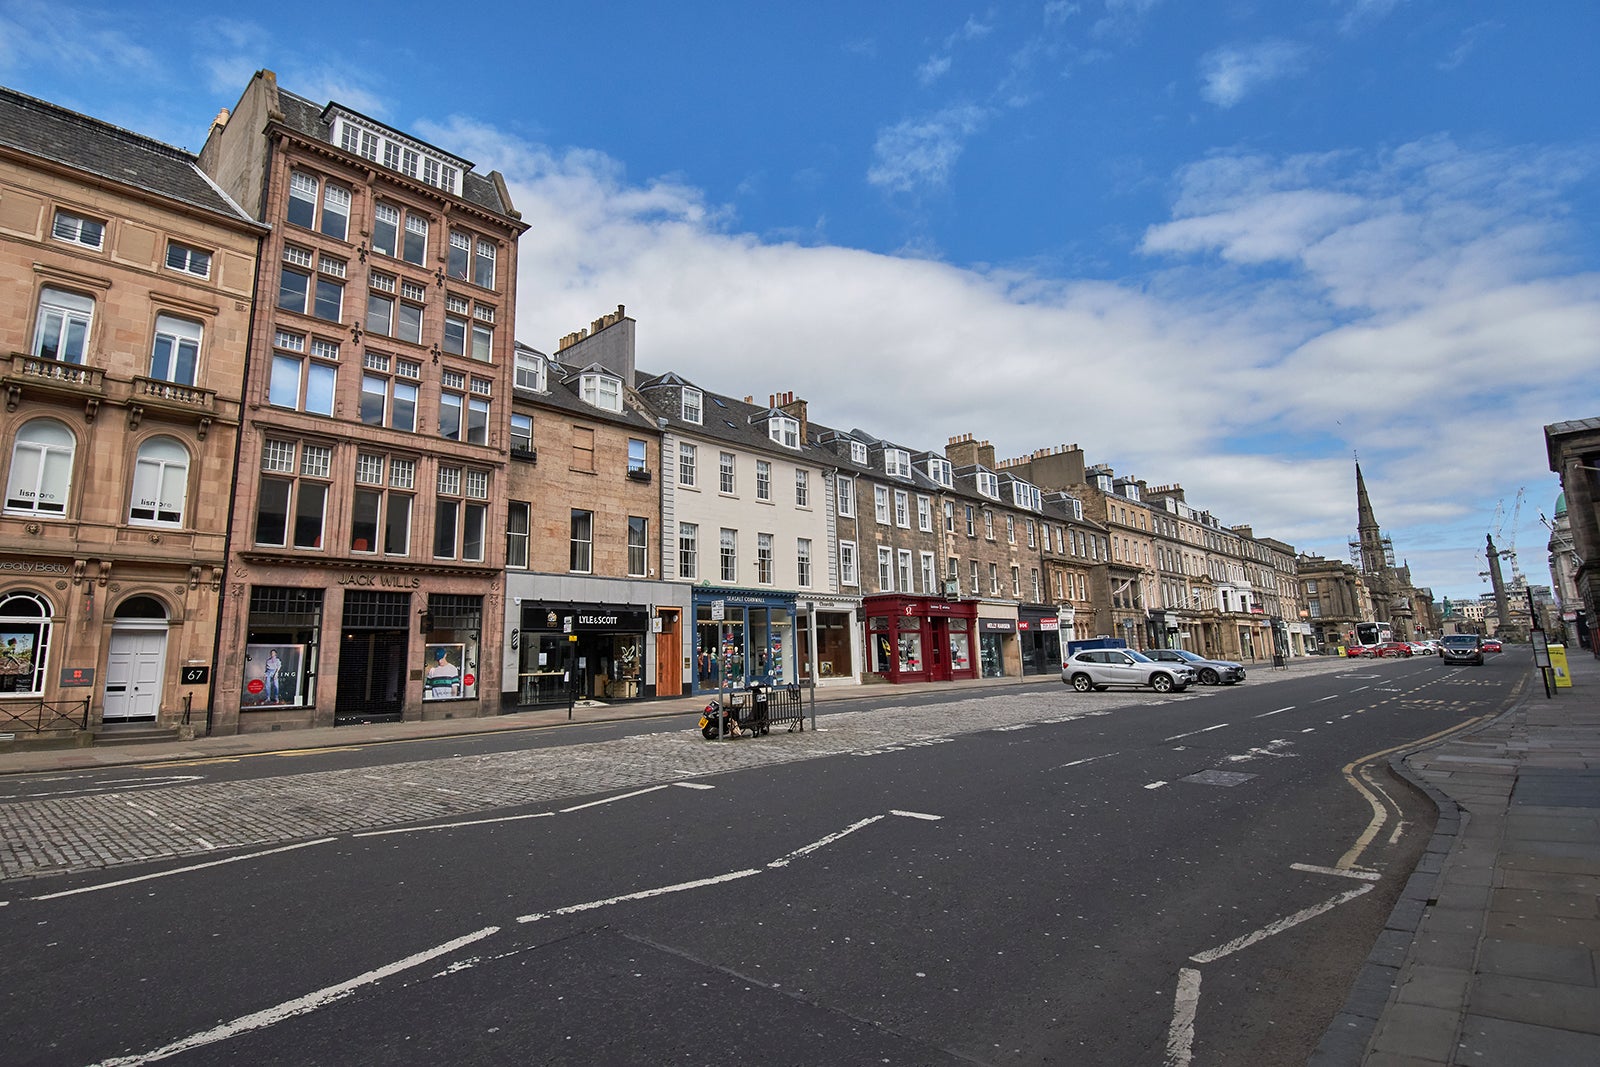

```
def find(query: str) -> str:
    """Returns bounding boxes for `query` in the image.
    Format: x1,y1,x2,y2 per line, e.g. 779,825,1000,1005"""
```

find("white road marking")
1188,885,1374,964
1164,967,1202,1067
93,926,499,1066
672,782,715,790
890,810,942,821
558,784,670,812
1164,724,1228,742
1145,781,1168,790
1316,695,1340,702
1291,863,1380,881
516,869,764,924
1255,706,1295,718
768,815,885,867
1058,752,1117,769
31,839,336,901
354,812,555,837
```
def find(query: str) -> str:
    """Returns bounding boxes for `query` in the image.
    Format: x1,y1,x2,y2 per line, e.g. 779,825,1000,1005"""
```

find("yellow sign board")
1549,644,1572,688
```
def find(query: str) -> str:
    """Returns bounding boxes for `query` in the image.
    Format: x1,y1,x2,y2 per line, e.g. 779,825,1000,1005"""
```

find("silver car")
1062,648,1196,693
1143,647,1246,685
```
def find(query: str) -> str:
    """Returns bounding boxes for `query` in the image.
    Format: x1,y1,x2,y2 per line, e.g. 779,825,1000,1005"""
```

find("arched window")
0,591,53,695
114,596,169,620
33,287,94,364
4,418,75,516
128,437,190,527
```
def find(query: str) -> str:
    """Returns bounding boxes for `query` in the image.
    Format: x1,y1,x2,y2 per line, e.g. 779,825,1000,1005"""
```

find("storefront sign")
524,605,648,632
59,666,95,687
335,572,421,588
979,619,1016,633
0,559,71,574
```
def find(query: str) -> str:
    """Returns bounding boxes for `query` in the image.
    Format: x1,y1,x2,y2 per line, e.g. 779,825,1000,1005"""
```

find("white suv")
1062,648,1196,693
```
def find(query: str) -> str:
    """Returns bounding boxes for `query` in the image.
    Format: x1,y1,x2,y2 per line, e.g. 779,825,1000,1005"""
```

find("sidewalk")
1314,648,1600,1066
0,670,1066,774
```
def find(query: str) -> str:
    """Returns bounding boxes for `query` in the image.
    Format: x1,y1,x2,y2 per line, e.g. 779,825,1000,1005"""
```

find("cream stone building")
1,87,263,743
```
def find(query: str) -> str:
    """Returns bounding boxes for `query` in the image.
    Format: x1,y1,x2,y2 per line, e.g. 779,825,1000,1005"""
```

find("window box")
626,467,652,483
510,446,537,463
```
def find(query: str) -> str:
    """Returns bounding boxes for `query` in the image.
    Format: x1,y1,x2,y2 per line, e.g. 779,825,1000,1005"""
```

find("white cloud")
408,119,1599,604
918,54,953,86
1198,39,1307,108
866,105,990,194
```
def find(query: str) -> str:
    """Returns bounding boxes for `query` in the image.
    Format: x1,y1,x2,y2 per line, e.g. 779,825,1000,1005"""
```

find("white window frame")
839,540,858,586
681,387,703,424
836,475,854,517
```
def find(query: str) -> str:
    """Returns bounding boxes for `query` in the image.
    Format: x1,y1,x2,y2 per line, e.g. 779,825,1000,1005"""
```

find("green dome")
1554,491,1566,517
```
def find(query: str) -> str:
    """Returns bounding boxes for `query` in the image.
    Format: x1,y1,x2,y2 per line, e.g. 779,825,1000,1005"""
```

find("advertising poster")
424,643,466,699
0,631,35,677
243,644,303,706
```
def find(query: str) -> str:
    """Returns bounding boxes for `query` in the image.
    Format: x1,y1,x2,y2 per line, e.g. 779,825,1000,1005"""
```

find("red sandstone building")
197,71,527,732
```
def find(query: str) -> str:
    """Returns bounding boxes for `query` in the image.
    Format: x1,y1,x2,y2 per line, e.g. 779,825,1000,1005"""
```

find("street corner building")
195,70,527,733
0,85,266,742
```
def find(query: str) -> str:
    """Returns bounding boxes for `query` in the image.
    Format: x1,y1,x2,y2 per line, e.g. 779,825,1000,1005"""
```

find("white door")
103,629,167,722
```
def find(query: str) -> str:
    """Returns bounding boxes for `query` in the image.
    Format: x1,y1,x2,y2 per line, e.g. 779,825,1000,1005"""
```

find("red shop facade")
862,595,979,683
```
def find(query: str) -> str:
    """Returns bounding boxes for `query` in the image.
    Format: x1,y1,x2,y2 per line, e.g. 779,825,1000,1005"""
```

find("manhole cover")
1182,770,1257,787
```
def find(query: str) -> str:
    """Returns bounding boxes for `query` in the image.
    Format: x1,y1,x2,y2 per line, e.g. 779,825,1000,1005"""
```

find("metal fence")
0,698,92,734
724,682,811,731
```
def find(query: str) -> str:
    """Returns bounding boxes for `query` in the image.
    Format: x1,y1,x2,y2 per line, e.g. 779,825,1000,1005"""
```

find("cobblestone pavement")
2,660,1357,883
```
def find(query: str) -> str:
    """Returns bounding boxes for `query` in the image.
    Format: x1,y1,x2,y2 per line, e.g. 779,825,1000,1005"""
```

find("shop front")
692,589,798,695
977,613,1017,677
1017,607,1063,675
516,602,650,706
796,597,861,687
862,595,978,684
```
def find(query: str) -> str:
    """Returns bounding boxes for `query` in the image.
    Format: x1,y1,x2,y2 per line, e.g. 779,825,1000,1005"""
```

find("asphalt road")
1,654,1527,1066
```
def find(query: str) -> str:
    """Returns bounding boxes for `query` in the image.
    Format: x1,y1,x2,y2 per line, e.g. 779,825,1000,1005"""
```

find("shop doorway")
927,618,952,681
655,609,681,696
103,627,166,723
335,591,410,724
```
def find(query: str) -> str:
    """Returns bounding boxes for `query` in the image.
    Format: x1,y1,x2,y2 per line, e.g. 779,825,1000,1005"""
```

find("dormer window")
580,372,622,412
1123,483,1141,503
513,349,545,392
885,448,910,478
768,415,800,449
1010,482,1042,512
925,457,953,487
847,440,867,465
681,387,703,424
1069,497,1084,521
976,471,999,499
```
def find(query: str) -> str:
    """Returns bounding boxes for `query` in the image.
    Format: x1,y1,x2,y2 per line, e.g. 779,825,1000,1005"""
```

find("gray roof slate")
0,86,256,225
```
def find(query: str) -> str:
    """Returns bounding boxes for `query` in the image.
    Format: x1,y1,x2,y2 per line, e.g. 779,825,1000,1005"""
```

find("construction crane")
1492,487,1527,587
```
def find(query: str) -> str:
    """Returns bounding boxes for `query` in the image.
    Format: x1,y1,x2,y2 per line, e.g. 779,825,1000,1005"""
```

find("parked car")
1438,634,1485,666
1407,642,1432,656
1482,637,1503,653
1374,642,1413,658
1345,644,1373,658
1143,648,1247,685
1062,648,1196,693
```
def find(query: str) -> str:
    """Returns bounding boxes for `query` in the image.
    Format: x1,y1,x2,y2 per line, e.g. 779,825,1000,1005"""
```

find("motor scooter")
698,683,771,740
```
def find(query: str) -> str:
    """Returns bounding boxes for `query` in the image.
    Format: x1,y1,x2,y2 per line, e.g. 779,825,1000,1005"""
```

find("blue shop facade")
690,588,798,695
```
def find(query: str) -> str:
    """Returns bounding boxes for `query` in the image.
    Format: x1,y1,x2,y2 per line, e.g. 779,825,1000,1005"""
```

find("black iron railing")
0,698,92,734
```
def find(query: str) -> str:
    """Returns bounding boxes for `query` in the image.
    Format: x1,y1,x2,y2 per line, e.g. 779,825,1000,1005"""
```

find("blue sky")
5,0,1597,607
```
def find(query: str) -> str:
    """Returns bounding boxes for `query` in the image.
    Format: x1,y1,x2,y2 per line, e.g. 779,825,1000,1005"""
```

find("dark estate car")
1438,634,1485,666
1062,648,1196,693
1144,648,1247,685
